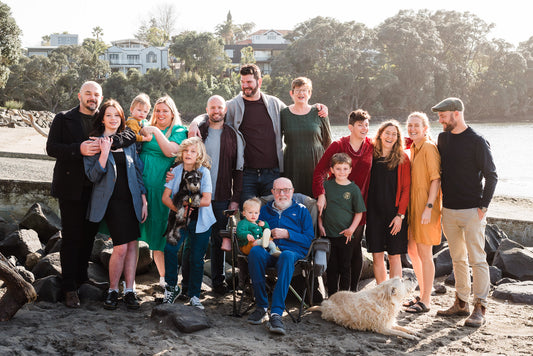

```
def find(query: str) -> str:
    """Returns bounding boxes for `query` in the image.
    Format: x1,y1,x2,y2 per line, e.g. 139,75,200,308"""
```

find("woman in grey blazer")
84,100,147,310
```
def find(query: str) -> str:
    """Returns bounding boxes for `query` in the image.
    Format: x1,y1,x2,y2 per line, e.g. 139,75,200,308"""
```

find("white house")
101,39,169,74
224,30,291,74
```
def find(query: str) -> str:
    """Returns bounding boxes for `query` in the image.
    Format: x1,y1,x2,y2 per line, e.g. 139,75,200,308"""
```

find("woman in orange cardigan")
365,120,410,284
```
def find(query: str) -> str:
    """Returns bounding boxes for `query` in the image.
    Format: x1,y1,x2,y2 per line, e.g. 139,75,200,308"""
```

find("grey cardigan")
84,144,146,223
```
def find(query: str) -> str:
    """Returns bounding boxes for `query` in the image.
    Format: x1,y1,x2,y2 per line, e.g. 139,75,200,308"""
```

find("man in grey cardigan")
190,64,327,205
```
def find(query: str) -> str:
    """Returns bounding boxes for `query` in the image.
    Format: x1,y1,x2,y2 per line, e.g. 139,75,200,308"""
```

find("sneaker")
163,285,181,304
189,296,205,310
123,291,140,310
247,307,267,325
104,290,119,310
267,313,286,335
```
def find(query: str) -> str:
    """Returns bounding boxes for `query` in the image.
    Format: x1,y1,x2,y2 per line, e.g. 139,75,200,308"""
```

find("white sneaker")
261,228,271,248
189,296,204,310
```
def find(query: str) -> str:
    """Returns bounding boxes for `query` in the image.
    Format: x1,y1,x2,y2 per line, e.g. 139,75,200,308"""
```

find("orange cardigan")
395,152,411,215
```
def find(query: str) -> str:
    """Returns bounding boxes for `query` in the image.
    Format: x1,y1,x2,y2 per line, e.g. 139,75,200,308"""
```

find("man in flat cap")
433,97,497,327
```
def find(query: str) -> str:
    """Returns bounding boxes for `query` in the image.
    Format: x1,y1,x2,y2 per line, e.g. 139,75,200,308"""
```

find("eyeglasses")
293,89,309,94
272,188,294,194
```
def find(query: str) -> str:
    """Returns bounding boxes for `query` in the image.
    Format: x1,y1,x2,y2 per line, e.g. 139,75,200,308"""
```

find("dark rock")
433,283,447,294
402,268,416,282
492,281,533,304
33,275,62,303
18,203,61,244
433,247,453,277
0,217,18,241
137,241,152,274
151,304,210,333
0,229,42,262
432,234,447,255
78,283,105,302
99,247,112,269
489,266,503,285
484,224,507,265
360,248,373,280
44,232,62,254
400,253,412,269
445,272,455,286
496,277,518,285
492,238,533,281
15,265,35,284
87,261,108,283
90,234,113,263
32,252,61,279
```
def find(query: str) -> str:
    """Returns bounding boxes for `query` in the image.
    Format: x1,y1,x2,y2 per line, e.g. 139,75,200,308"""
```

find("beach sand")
1,126,532,355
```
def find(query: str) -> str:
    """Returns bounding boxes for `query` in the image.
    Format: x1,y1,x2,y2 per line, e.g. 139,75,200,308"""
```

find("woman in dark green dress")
281,77,332,197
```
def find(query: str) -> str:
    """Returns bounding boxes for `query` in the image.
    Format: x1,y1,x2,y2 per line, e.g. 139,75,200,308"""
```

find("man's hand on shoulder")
316,103,328,118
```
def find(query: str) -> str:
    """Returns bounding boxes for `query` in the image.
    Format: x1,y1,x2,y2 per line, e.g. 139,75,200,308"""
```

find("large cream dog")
314,277,419,340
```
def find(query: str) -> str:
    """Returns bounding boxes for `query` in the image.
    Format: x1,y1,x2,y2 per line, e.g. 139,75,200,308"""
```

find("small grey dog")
164,170,202,245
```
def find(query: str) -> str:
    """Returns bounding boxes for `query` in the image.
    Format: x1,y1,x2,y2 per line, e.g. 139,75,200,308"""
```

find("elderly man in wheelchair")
241,177,314,335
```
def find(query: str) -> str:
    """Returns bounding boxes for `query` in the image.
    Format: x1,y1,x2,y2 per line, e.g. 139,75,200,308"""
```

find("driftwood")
0,253,37,321
19,113,49,138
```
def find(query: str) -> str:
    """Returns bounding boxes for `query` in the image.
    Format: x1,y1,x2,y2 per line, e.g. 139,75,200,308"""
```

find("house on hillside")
27,34,79,57
224,29,291,74
100,39,169,74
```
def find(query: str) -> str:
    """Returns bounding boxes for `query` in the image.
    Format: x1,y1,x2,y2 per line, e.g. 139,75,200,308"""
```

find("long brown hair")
372,120,405,169
91,99,126,136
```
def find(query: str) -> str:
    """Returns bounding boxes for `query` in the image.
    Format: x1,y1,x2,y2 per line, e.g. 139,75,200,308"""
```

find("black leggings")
350,225,365,291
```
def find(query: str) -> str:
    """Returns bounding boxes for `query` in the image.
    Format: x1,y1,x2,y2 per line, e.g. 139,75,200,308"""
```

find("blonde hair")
407,112,433,142
130,93,151,111
372,120,405,170
243,197,262,212
175,137,211,169
149,95,182,138
291,77,313,92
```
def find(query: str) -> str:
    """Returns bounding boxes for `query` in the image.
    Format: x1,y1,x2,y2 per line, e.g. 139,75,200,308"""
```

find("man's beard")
274,199,292,211
242,86,258,98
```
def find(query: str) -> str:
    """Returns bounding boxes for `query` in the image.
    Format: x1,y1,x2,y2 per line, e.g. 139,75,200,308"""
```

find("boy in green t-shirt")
318,153,366,296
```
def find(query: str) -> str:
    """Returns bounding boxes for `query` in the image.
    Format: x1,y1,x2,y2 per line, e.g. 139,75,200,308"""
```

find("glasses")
293,89,309,94
272,188,293,195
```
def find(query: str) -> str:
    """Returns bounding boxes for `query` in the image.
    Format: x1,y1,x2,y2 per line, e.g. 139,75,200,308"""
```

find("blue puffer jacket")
259,199,314,257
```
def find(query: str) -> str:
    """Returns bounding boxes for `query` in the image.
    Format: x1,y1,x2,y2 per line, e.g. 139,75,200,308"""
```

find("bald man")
47,81,135,308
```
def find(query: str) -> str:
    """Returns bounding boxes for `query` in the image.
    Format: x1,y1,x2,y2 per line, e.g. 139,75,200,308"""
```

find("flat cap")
431,97,464,112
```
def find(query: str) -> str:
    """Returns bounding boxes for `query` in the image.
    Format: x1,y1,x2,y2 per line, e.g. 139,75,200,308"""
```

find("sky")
4,0,532,48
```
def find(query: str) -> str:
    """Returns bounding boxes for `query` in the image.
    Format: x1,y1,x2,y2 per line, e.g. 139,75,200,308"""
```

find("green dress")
139,125,187,251
281,106,332,197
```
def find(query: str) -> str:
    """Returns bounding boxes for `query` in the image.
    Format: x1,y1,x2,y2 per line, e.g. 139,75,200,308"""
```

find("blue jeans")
247,245,304,316
164,231,185,288
180,220,212,298
210,200,229,288
241,168,280,206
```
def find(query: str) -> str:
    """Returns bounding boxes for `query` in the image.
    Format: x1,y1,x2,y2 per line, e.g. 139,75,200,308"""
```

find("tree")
169,31,229,77
240,46,255,65
215,11,255,45
270,17,378,119
82,27,108,65
0,2,22,88
135,3,179,46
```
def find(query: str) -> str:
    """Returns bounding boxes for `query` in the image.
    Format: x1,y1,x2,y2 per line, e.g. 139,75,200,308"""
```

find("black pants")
58,189,98,292
350,225,365,291
326,236,355,296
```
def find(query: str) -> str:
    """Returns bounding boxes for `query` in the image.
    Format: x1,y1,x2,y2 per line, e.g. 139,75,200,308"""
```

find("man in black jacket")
433,97,497,327
46,81,135,307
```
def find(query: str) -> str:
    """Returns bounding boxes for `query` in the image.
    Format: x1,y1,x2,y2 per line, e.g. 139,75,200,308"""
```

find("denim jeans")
179,220,212,298
210,200,230,288
164,231,185,288
247,245,304,316
241,168,280,206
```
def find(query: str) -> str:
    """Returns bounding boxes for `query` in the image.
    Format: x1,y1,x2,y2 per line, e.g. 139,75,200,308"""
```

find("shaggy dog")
313,277,419,340
164,170,202,245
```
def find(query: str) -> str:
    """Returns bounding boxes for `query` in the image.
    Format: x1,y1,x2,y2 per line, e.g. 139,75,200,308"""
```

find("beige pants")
442,207,489,307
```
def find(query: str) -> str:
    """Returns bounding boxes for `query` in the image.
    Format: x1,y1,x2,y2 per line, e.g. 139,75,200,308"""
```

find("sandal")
406,301,430,313
402,296,420,308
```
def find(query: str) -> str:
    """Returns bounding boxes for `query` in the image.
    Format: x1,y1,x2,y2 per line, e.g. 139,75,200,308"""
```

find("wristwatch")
479,207,488,213
396,213,405,220
426,203,433,209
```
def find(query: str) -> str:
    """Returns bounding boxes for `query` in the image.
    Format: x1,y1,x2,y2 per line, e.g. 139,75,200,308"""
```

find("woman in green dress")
139,96,187,287
281,77,332,197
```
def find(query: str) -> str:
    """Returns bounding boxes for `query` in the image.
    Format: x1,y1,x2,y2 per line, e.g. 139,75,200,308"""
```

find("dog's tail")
307,305,321,313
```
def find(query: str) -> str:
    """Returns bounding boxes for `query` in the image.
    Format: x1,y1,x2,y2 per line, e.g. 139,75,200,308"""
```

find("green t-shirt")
322,180,366,237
